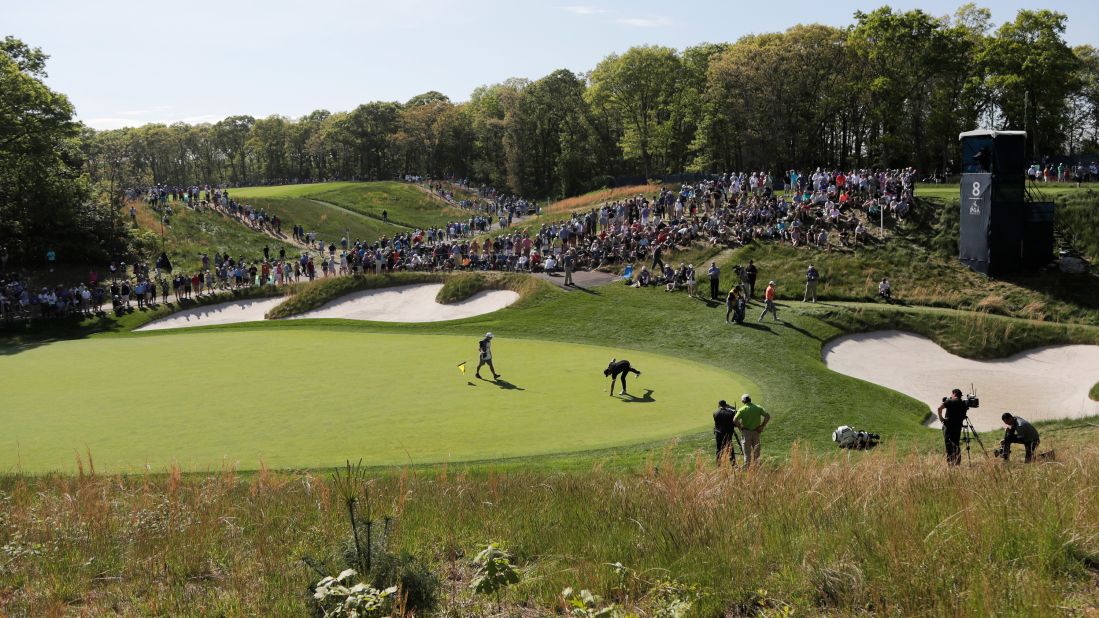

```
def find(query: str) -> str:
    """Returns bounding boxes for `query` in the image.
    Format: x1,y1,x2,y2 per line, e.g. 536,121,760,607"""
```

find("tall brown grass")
546,185,662,214
2,433,1097,616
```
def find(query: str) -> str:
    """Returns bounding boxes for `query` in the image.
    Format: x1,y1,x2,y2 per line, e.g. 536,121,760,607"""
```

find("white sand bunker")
291,283,518,322
823,330,1099,431
137,284,519,331
137,297,286,331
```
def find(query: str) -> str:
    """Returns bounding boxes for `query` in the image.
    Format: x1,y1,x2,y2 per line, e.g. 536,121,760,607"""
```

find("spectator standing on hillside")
804,264,819,303
707,262,721,300
759,281,780,322
733,394,770,469
713,400,738,465
46,248,56,273
651,244,665,271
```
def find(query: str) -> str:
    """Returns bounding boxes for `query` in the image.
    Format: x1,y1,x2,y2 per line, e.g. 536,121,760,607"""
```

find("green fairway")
232,181,467,230
0,330,754,473
233,196,405,242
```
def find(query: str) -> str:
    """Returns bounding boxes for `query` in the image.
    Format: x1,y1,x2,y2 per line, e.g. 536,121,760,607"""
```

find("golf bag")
832,425,880,450
733,298,746,324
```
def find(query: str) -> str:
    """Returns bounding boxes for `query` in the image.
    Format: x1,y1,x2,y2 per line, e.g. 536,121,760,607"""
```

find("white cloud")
615,16,672,28
564,5,608,15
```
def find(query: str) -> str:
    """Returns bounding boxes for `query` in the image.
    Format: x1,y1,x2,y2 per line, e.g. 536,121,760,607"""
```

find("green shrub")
435,271,549,305
369,550,440,613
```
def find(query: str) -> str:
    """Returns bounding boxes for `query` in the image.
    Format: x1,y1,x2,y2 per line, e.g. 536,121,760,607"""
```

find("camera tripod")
959,417,989,463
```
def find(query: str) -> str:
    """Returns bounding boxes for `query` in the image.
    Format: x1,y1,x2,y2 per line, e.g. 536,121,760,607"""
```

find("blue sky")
5,0,1095,129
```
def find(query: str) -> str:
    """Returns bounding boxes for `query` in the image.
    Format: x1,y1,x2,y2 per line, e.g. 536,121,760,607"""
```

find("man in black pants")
475,332,500,380
713,400,738,465
604,358,641,396
744,260,758,300
937,388,969,466
1000,413,1040,462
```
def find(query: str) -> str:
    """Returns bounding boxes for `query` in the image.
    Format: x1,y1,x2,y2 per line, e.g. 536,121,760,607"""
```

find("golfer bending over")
476,332,500,380
604,358,641,396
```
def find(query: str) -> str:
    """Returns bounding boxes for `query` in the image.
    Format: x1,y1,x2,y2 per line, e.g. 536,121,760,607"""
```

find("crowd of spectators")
4,167,921,323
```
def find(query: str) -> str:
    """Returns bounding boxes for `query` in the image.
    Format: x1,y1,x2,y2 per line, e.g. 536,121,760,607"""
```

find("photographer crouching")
997,413,1040,463
937,388,969,466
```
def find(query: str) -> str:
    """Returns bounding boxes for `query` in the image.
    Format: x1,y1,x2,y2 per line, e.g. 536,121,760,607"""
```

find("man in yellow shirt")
733,394,771,469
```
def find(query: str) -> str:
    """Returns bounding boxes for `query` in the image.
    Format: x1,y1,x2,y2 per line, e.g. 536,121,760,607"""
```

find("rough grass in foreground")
2,430,1098,616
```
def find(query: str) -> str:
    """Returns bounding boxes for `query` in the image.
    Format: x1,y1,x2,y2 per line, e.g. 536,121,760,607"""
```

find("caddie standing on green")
733,394,771,469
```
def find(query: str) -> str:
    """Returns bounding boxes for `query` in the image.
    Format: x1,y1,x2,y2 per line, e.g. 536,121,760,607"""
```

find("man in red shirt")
758,280,780,322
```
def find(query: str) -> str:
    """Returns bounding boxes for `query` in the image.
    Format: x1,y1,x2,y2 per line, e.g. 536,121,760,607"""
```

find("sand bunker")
137,284,519,331
823,330,1099,430
137,297,286,331
291,284,518,322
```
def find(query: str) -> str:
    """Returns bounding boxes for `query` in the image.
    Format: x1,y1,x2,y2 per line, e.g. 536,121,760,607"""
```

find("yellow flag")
457,362,466,375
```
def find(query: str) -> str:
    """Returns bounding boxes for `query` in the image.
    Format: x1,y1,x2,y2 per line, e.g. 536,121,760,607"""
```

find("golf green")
0,330,755,473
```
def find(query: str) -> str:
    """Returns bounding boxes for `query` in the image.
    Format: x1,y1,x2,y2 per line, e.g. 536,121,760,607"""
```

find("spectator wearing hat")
733,394,771,469
476,332,500,380
804,264,819,302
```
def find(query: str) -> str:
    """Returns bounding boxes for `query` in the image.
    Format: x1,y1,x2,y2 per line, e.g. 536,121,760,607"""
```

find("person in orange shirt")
758,280,780,322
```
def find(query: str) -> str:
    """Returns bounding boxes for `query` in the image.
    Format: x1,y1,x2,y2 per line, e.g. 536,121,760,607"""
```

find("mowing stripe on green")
0,330,755,473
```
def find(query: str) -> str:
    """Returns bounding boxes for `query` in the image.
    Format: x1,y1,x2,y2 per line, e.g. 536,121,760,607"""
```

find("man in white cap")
476,332,500,380
758,280,780,322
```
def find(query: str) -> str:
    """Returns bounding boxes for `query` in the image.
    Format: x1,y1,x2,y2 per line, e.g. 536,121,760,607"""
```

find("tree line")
3,6,1099,264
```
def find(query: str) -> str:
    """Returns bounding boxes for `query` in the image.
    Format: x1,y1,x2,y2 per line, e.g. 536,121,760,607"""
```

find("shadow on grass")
738,322,777,335
781,320,822,341
490,378,525,391
570,284,600,296
618,389,655,403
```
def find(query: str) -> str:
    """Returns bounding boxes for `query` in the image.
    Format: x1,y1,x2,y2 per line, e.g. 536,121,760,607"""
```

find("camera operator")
937,388,969,466
999,413,1040,463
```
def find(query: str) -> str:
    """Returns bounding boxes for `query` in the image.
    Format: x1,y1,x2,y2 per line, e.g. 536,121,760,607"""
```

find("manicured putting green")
0,331,754,473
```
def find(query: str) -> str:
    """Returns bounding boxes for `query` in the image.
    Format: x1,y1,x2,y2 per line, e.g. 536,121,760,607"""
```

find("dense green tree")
979,10,1081,159
0,36,94,264
588,46,682,177
5,3,1093,269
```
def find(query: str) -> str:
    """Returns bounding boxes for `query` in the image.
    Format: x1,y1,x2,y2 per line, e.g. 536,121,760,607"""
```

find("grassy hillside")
233,181,467,231
917,182,1099,262
724,240,1099,326
132,200,297,273
232,196,402,244
545,184,662,214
